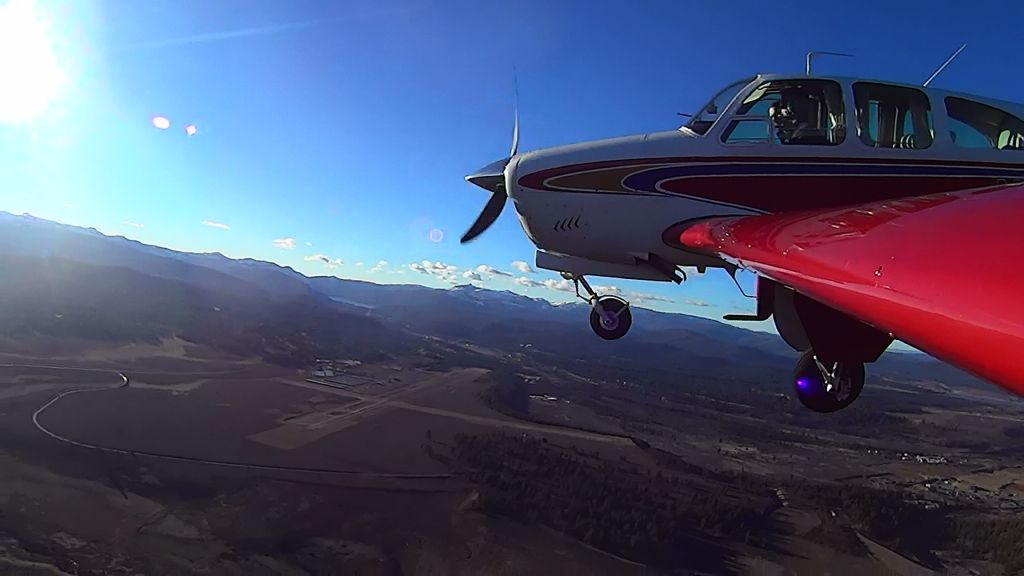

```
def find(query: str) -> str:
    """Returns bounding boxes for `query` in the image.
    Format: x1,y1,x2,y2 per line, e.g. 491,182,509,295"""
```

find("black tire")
793,350,865,413
589,297,632,340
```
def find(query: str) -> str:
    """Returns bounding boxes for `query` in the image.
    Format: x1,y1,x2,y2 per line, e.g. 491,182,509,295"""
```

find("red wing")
679,184,1024,396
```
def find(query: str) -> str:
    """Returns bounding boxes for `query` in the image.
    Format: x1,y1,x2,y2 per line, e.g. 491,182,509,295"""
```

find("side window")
722,80,845,146
853,83,933,149
948,118,990,148
721,119,770,144
946,97,1024,151
865,101,879,142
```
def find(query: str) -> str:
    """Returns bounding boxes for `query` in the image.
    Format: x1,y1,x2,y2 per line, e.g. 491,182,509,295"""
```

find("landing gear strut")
793,350,865,413
565,273,632,340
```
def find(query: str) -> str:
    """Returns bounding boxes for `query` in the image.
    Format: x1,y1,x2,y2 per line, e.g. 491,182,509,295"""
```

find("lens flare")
152,116,171,130
0,0,69,123
428,228,444,243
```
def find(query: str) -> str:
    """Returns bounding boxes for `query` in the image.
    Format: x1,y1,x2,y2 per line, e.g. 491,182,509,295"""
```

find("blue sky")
2,0,1024,326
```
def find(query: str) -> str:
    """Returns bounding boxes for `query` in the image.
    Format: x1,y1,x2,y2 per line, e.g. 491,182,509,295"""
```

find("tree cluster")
446,432,1024,574
952,516,1024,574
450,432,775,566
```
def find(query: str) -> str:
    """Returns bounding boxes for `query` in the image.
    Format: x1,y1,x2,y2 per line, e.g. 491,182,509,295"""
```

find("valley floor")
0,343,1019,575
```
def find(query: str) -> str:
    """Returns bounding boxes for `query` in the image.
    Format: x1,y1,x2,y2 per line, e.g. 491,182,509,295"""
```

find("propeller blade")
461,73,518,244
460,190,507,244
510,68,520,157
510,107,519,157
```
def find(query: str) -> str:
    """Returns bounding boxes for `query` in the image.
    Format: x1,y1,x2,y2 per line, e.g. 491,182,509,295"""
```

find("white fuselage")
507,130,758,273
498,73,1024,281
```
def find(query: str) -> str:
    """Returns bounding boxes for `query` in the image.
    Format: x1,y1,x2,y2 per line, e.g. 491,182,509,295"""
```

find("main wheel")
793,350,865,413
589,297,632,340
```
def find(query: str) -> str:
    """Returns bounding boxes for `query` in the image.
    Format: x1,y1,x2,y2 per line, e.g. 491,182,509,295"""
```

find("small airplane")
463,58,1024,412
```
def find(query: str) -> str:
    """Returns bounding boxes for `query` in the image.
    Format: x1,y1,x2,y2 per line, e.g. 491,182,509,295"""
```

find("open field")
0,356,661,574
0,343,1020,574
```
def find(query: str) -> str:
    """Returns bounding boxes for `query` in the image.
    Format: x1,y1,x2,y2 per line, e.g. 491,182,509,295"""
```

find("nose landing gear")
565,273,633,340
793,350,865,413
590,297,632,340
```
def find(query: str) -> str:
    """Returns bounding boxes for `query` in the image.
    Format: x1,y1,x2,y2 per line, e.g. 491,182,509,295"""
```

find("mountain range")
0,211,987,389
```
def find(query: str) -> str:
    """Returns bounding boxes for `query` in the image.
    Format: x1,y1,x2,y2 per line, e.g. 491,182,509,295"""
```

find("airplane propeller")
461,89,520,244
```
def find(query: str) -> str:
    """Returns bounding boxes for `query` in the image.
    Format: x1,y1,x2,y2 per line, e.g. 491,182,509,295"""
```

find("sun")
0,0,68,124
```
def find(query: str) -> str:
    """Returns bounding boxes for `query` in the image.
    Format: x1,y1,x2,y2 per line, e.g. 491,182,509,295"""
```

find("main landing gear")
565,273,632,340
729,278,890,413
793,350,865,413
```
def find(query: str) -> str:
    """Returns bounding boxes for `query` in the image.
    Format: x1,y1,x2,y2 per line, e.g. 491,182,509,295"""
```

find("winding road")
21,363,632,479
21,365,452,480
31,371,128,450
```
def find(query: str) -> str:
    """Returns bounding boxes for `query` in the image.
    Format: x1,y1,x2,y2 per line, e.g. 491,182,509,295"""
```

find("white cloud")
514,275,675,304
409,260,459,283
512,260,535,274
304,253,343,268
684,298,712,307
369,260,388,273
201,220,230,230
124,221,145,229
424,260,457,274
272,237,297,249
305,241,312,246
594,285,623,297
475,264,512,277
542,278,575,292
463,270,483,282
356,262,364,267
625,291,675,304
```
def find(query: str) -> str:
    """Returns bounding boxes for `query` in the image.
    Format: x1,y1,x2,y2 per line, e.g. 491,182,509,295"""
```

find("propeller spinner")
461,102,519,244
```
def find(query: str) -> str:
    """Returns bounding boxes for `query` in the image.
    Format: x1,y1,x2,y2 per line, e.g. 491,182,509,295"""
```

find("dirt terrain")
0,341,1020,575
0,355,651,575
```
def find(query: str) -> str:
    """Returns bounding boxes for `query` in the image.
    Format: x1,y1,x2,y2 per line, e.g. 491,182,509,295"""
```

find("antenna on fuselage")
805,51,852,75
923,43,967,87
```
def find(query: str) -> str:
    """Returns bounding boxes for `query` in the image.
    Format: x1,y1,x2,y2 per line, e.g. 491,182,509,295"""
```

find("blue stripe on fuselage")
621,163,1024,192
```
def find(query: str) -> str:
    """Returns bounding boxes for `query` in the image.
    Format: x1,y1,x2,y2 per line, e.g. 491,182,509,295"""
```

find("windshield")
684,77,755,134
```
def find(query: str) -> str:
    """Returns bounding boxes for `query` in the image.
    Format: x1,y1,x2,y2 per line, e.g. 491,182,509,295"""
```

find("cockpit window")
721,79,845,145
945,97,1024,150
853,83,933,149
685,77,753,135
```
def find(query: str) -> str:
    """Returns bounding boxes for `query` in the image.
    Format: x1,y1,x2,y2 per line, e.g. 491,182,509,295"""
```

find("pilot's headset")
768,98,796,137
769,90,797,120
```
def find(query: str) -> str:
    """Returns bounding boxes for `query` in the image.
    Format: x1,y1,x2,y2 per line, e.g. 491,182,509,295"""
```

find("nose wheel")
793,350,865,413
589,296,632,340
566,273,633,340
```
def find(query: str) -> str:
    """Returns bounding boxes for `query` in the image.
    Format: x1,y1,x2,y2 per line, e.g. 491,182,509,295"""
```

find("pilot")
768,92,806,144
770,88,828,145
